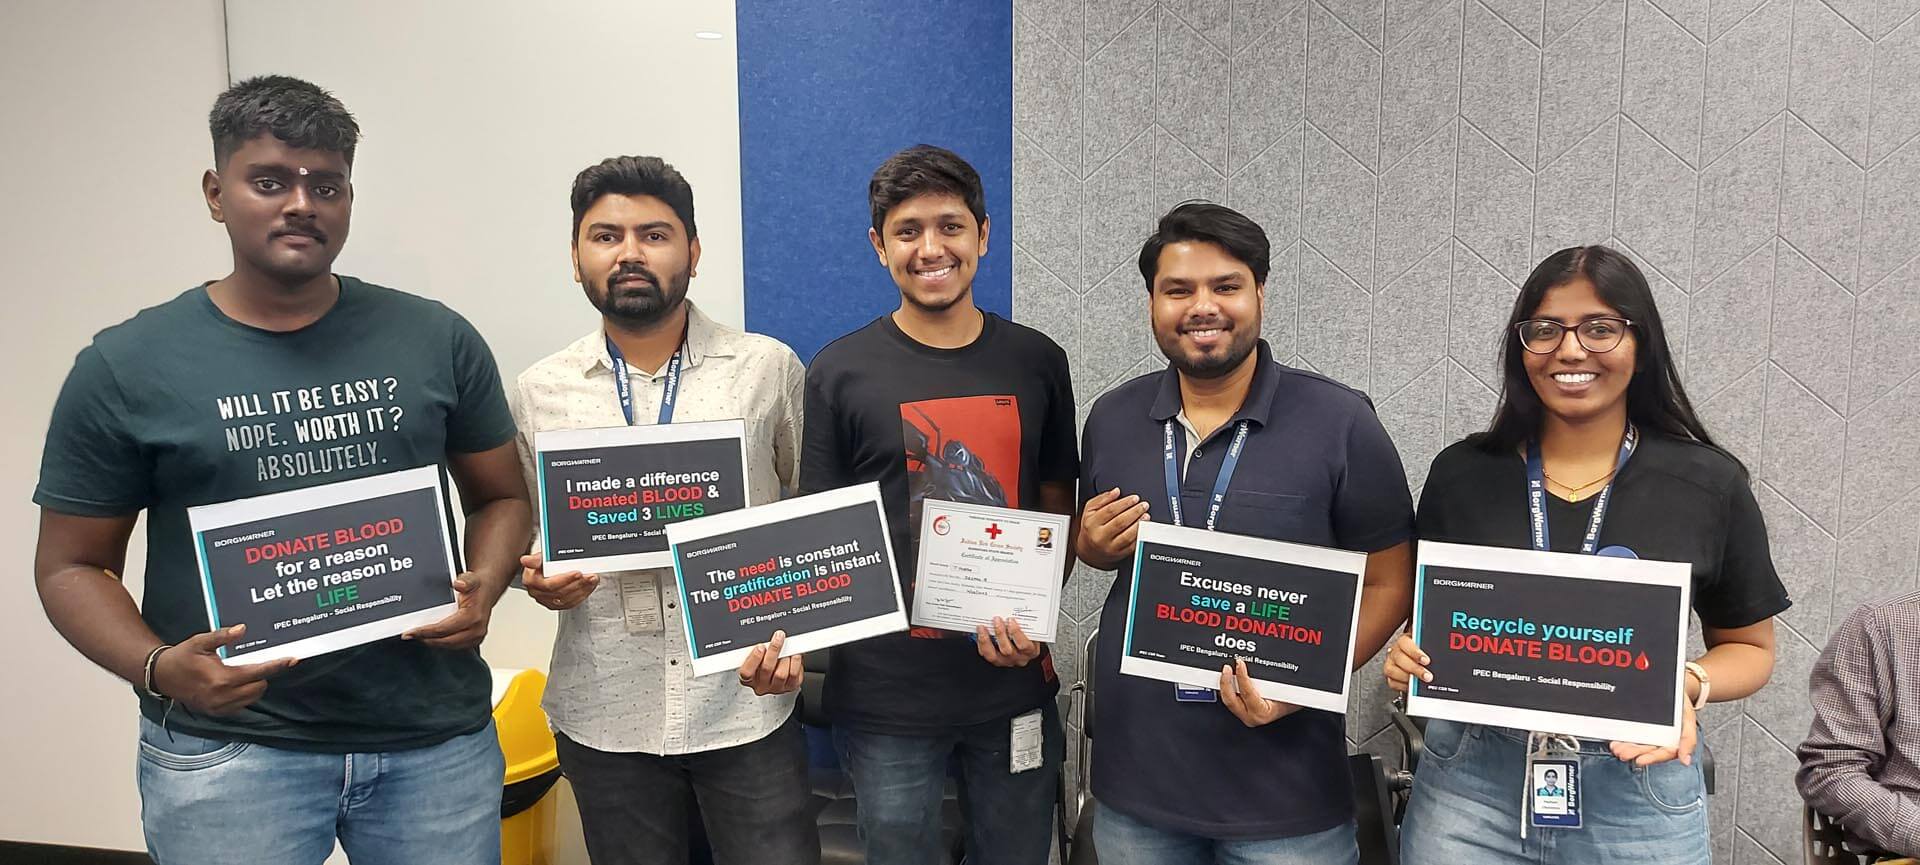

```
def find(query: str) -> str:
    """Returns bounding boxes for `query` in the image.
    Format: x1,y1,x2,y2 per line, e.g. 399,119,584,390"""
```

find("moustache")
607,266,660,290
272,224,327,243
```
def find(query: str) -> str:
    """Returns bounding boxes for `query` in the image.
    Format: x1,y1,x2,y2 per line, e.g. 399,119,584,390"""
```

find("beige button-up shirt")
512,302,805,754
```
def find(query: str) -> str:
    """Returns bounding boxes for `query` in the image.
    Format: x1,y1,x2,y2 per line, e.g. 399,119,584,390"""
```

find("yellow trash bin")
494,669,561,865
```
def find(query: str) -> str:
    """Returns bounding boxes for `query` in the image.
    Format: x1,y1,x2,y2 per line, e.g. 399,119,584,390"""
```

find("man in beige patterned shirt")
513,156,816,865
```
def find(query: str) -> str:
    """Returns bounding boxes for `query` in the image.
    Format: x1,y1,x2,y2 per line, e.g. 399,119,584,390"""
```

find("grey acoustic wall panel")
1014,2,1920,861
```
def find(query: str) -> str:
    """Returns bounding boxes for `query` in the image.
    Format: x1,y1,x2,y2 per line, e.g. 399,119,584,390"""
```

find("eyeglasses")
1513,317,1634,355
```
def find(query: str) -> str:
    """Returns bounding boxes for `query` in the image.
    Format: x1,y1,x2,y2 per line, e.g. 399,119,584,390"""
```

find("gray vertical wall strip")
220,0,231,85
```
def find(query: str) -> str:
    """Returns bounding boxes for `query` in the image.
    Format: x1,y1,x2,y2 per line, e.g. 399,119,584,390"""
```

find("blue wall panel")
736,0,1014,362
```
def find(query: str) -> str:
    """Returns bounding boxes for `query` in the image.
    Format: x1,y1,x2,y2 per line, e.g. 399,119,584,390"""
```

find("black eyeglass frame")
1512,317,1636,355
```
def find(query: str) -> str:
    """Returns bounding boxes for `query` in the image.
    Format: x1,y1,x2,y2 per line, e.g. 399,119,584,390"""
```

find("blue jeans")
137,716,504,865
1399,721,1709,865
832,702,1064,865
1092,801,1360,865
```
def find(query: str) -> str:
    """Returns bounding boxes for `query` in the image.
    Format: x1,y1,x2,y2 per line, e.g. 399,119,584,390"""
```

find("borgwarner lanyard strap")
1162,419,1251,532
605,333,683,426
1523,424,1637,554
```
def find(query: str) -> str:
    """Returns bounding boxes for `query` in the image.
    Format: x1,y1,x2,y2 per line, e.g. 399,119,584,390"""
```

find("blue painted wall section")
736,0,1014,363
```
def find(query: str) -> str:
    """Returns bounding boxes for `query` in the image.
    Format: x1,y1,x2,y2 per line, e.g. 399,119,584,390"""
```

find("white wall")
0,0,229,850
1,0,743,853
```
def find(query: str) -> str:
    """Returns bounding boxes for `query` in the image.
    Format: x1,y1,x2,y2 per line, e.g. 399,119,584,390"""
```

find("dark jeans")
555,714,819,865
832,702,1065,865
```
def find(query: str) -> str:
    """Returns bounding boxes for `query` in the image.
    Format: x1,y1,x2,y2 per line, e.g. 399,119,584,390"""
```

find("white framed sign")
1407,541,1693,746
666,482,908,676
535,419,750,573
1120,521,1368,713
188,465,459,664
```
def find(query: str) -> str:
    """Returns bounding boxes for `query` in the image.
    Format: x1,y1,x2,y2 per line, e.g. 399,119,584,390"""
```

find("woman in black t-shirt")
1384,246,1789,864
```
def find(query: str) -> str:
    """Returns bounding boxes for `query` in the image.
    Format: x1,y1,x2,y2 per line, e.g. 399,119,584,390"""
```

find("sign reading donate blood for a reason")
1121,521,1366,713
1408,541,1691,745
537,420,750,574
667,482,907,677
190,466,458,665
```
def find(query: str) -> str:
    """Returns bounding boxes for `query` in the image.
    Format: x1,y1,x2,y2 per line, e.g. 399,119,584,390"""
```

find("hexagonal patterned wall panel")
1014,2,1920,861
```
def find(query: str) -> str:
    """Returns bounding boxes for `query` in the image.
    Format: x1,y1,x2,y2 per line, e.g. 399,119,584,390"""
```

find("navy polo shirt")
1081,340,1414,840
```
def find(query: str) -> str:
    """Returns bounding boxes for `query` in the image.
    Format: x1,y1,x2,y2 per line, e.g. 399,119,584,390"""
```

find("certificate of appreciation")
910,499,1068,643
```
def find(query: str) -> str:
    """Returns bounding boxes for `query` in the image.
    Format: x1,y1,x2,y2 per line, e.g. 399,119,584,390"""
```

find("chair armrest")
1698,740,1714,795
1389,697,1425,774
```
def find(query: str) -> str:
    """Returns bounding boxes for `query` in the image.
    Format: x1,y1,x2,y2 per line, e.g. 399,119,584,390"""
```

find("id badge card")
1174,684,1218,703
1529,760,1581,829
1010,710,1044,774
618,573,665,635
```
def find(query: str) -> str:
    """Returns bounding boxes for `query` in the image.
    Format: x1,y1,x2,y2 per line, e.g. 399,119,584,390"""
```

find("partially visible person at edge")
32,75,531,865
511,155,817,865
798,144,1078,865
1075,201,1416,865
1797,589,1920,860
1385,245,1789,865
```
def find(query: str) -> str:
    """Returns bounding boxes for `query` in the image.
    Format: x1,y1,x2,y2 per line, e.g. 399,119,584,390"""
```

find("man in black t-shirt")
800,145,1077,865
32,77,530,865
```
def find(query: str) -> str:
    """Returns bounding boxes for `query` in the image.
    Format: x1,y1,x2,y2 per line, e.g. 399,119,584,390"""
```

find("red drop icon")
1634,652,1650,670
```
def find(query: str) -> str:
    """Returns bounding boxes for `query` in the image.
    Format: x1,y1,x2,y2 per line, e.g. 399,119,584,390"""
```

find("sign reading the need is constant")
666,482,908,677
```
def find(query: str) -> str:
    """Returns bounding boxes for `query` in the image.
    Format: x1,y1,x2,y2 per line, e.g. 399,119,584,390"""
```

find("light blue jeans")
1399,720,1710,865
137,716,504,865
1092,800,1361,865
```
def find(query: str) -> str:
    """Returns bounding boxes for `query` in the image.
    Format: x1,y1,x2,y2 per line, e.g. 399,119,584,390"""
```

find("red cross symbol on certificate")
985,523,1004,540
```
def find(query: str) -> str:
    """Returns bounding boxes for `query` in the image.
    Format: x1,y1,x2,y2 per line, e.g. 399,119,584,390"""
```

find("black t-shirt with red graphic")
801,311,1078,734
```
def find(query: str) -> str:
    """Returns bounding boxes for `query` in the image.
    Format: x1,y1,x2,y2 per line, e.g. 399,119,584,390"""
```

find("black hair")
570,156,697,241
1476,246,1722,455
1137,201,1271,290
209,75,360,168
868,145,988,234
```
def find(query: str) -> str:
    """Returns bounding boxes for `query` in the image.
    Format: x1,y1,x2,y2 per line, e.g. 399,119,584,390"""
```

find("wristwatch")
1684,661,1710,710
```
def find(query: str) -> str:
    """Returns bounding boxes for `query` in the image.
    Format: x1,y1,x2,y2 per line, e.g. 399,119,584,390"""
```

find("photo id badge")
1530,760,1581,829
619,573,665,635
1174,684,1218,703
1010,710,1044,774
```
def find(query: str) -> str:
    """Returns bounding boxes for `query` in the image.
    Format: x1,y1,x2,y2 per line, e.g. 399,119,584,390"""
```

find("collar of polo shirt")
1147,338,1283,433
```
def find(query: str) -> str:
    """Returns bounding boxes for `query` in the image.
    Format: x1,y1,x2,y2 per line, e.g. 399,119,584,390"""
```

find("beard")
1158,321,1259,379
900,280,971,314
588,263,690,327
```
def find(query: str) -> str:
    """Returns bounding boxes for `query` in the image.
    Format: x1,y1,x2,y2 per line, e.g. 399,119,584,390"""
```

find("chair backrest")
799,648,831,729
1349,752,1401,865
1804,806,1867,865
1067,629,1099,848
1081,630,1099,738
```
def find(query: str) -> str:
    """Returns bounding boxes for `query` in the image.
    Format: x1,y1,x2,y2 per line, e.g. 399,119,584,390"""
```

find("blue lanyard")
1524,425,1637,554
1162,419,1251,531
604,333,683,426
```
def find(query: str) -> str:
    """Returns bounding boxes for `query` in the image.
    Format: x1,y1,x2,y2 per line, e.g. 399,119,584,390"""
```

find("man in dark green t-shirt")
32,76,531,865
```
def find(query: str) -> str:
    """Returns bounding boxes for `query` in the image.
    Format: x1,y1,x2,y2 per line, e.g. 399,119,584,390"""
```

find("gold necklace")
1542,467,1615,494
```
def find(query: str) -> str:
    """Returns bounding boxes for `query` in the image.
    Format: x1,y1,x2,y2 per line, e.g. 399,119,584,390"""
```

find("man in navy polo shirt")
1075,202,1416,864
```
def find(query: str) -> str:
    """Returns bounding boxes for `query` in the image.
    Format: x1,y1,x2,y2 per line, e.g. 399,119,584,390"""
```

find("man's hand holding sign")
519,552,601,611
